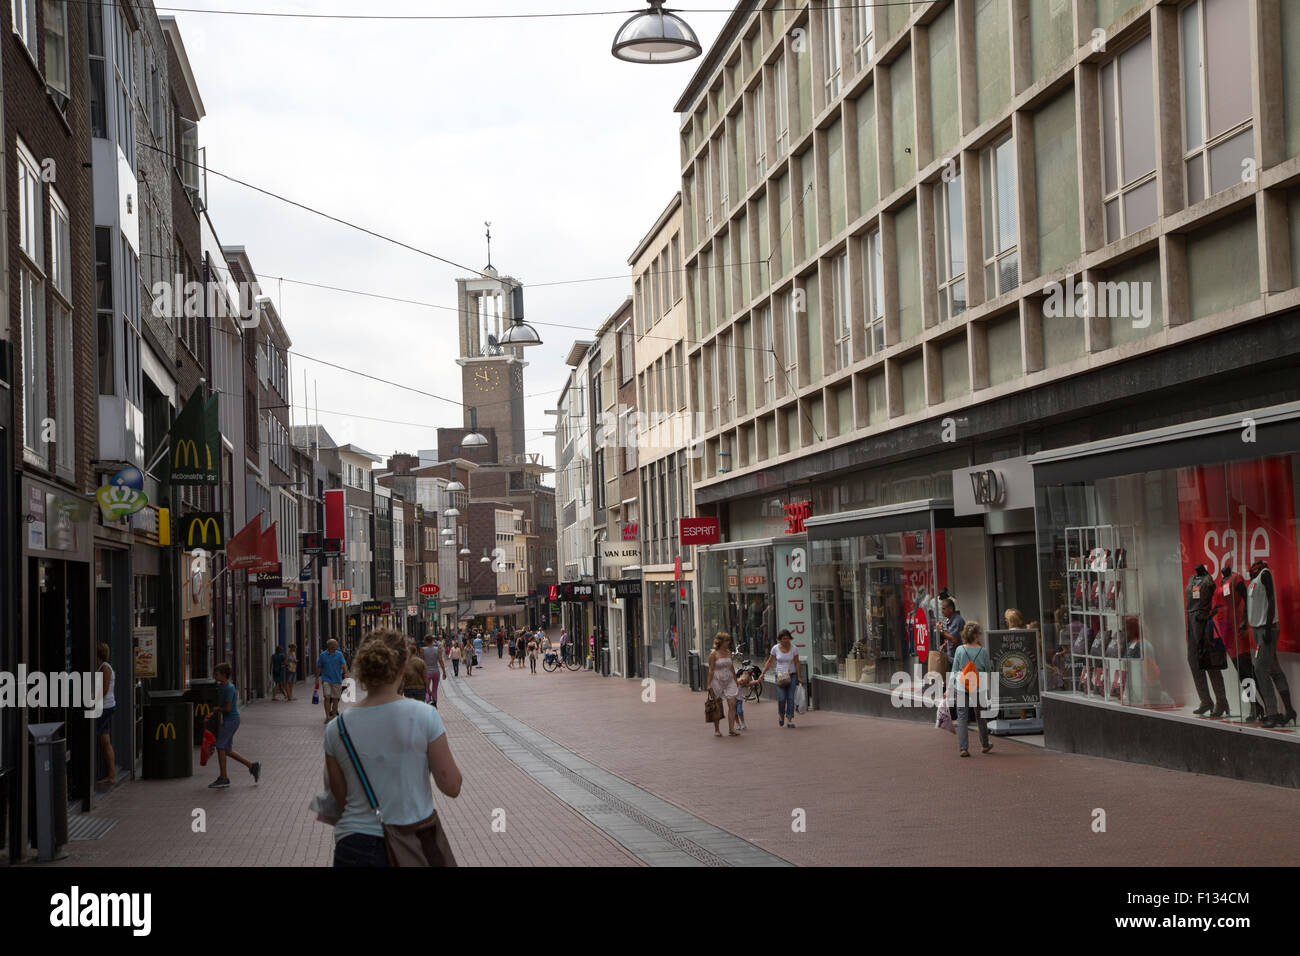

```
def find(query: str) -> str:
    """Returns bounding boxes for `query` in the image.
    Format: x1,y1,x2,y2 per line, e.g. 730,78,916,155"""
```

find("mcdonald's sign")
194,703,212,719
181,513,225,549
167,386,220,485
154,722,177,740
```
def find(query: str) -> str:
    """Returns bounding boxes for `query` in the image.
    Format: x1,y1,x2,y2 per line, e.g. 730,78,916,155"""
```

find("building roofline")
673,1,759,114
628,192,683,265
565,340,595,367
159,17,207,120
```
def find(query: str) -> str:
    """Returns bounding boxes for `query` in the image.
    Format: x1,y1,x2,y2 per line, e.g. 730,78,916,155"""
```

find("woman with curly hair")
324,629,462,867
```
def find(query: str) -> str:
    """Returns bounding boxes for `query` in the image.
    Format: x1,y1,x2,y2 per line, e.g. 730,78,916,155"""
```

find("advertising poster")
134,627,158,679
1177,457,1299,654
987,628,1041,706
774,541,810,668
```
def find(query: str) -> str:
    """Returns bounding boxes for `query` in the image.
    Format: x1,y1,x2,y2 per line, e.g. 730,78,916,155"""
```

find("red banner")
1178,457,1299,654
227,517,263,570
324,489,345,542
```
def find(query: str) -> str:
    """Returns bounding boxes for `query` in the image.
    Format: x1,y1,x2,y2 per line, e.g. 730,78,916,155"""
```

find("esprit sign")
783,501,812,535
679,517,720,545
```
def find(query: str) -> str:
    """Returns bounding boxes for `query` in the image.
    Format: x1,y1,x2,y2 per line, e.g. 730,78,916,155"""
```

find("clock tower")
456,265,527,464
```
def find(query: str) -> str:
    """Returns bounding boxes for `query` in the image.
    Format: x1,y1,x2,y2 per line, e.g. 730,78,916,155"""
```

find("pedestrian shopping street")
52,649,1300,868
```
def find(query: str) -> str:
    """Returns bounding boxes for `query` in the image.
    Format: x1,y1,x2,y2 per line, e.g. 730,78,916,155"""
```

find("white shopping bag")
794,683,807,714
936,700,956,734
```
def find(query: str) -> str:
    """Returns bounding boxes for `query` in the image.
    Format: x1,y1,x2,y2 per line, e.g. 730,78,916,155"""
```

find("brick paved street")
51,673,639,868
459,660,1300,867
47,653,1300,867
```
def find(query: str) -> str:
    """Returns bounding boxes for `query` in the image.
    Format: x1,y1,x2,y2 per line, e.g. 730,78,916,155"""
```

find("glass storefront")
1036,452,1299,736
646,580,692,672
700,545,774,664
810,528,939,687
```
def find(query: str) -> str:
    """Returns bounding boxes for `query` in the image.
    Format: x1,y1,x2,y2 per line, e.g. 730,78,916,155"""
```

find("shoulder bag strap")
336,713,384,825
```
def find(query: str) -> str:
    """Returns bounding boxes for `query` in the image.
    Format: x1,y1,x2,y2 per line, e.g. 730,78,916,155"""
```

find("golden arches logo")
154,722,177,740
194,703,212,718
187,517,222,547
174,439,214,471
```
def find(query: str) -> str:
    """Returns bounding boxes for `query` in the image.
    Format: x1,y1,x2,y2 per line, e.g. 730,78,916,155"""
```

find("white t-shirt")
771,644,797,677
324,699,446,839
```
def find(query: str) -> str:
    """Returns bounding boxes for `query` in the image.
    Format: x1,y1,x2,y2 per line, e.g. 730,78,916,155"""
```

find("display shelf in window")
1062,524,1146,704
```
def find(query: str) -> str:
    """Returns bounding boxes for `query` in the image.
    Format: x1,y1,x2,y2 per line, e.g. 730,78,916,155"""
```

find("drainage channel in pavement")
441,679,790,867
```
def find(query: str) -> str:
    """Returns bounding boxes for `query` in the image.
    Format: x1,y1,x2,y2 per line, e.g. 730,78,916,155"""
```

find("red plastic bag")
200,729,217,766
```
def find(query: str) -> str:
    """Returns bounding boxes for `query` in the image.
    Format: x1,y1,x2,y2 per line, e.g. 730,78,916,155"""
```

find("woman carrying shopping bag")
322,629,462,867
757,629,802,728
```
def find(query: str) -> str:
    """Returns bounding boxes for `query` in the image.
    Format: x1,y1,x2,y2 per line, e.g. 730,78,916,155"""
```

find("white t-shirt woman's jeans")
324,698,446,840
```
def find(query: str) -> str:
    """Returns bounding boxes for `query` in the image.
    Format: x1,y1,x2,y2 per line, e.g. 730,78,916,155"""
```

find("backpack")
958,648,982,694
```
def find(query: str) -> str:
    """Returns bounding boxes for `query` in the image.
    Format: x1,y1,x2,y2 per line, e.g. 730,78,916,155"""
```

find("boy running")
207,662,261,788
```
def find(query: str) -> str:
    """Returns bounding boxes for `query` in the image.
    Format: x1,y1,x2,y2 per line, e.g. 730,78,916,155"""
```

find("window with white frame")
20,266,46,463
831,253,850,368
724,335,737,422
112,5,136,169
671,234,682,302
12,0,36,54
619,328,634,384
703,155,714,233
1101,35,1158,241
675,342,686,410
51,191,74,472
43,0,70,103
718,134,730,213
935,170,967,321
709,344,722,426
981,135,1019,297
18,140,42,263
821,3,842,102
1180,0,1253,204
851,0,873,71
866,229,885,354
774,54,790,155
753,80,767,179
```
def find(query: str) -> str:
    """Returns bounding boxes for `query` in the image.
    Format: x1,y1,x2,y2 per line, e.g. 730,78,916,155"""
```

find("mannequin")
1211,559,1261,720
1185,564,1228,716
1248,559,1296,728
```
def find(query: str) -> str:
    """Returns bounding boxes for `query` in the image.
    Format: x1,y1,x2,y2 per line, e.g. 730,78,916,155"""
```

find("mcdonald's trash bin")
27,722,67,861
688,651,701,691
186,679,220,746
143,691,193,779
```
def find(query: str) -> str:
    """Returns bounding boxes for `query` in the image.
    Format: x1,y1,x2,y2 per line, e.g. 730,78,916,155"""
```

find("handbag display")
336,712,457,867
705,689,724,723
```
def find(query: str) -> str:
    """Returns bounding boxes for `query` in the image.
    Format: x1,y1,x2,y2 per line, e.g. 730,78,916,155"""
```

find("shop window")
1035,453,1300,736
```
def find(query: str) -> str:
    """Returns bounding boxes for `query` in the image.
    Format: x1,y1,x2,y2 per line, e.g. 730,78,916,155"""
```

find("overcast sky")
177,0,726,470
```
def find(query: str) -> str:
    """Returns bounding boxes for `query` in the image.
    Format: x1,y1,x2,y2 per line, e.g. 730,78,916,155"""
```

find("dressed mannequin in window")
1211,558,1261,721
1248,559,1296,728
1185,564,1229,716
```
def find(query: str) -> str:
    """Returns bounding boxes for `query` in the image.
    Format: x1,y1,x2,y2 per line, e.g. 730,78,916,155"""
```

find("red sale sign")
1177,457,1299,653
913,606,930,660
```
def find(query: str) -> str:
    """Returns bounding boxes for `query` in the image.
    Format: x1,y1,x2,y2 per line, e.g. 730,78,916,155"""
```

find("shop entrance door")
992,535,1041,629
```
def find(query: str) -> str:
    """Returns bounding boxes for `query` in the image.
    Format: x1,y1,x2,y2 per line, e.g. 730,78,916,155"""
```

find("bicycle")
542,649,584,672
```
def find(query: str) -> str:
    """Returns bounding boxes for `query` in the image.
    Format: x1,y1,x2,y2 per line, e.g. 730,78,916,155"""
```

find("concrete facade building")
672,0,1300,782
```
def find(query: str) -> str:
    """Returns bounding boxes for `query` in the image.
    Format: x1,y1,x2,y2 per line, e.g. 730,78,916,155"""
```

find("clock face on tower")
472,366,503,392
